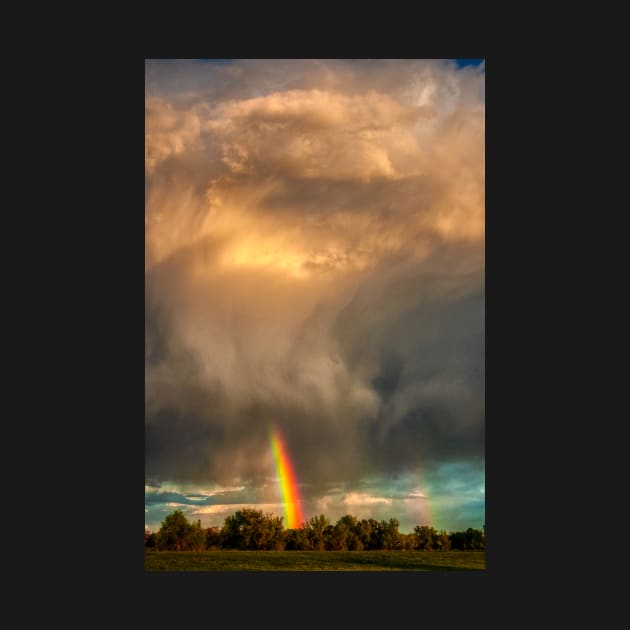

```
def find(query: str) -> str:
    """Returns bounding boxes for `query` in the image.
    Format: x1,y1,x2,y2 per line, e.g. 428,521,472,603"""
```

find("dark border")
89,46,537,619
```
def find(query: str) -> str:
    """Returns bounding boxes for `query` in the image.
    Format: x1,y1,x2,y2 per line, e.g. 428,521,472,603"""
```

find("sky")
145,59,485,534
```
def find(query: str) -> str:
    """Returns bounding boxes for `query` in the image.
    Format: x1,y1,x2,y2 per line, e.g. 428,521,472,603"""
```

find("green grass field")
145,550,485,571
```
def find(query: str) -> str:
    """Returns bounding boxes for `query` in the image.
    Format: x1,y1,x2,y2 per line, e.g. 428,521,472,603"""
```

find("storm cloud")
145,59,484,532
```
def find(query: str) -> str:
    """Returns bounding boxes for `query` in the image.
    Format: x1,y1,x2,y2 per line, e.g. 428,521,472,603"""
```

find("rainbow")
269,426,304,529
405,469,436,529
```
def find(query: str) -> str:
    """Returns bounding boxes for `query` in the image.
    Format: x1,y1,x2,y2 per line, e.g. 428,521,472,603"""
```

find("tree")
306,514,330,551
464,527,485,550
222,509,253,549
262,514,285,550
400,533,416,550
205,526,222,549
145,528,157,549
221,509,285,550
330,516,349,551
365,519,384,550
356,519,375,550
331,515,363,551
383,518,402,550
188,519,206,551
285,528,309,550
322,524,336,550
158,509,192,551
449,530,466,550
436,529,451,551
413,525,437,550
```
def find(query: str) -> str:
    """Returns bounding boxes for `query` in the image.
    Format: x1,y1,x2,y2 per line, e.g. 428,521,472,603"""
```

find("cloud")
190,503,283,516
145,98,207,173
343,493,393,506
145,60,484,531
407,490,427,499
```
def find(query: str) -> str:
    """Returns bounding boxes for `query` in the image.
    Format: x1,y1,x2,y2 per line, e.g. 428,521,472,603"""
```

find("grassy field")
145,550,485,571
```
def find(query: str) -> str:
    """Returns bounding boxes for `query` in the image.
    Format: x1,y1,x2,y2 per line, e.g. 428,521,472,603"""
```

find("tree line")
145,509,485,552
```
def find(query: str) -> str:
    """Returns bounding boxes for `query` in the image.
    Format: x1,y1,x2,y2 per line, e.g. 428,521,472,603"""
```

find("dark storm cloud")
145,245,484,490
333,259,484,474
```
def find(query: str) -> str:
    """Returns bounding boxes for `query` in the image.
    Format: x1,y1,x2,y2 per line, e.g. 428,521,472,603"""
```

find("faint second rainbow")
269,425,304,529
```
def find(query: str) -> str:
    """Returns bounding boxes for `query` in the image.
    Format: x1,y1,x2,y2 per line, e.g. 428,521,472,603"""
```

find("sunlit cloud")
343,493,393,506
191,503,283,516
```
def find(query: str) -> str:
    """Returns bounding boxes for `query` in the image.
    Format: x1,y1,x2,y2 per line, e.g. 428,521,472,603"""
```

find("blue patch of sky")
454,58,484,69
